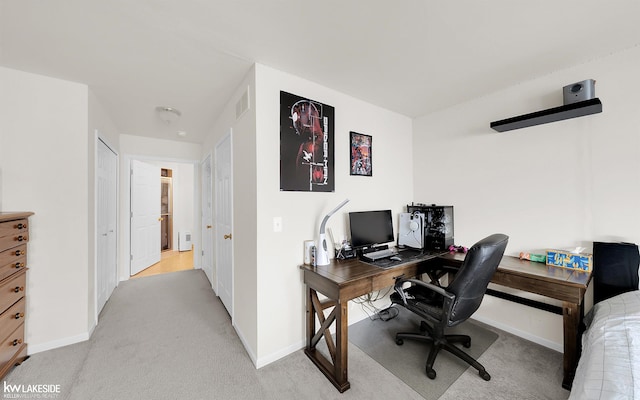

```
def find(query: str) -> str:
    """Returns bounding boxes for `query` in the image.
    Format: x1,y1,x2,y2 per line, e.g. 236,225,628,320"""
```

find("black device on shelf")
348,210,395,254
407,203,454,251
490,98,602,132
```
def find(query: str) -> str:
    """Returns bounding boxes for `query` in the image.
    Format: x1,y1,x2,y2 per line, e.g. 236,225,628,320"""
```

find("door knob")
207,225,212,229
224,234,232,240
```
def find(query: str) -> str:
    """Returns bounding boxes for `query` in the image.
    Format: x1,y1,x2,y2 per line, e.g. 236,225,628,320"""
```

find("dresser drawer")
0,245,27,283
0,221,29,253
0,219,28,237
0,244,27,264
0,324,25,368
0,271,26,313
0,298,25,342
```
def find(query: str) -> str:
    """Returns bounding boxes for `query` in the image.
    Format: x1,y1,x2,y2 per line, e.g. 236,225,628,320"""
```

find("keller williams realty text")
4,382,61,394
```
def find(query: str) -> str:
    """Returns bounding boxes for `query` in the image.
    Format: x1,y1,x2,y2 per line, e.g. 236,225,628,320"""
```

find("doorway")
129,159,196,278
201,155,213,285
215,130,233,316
161,168,173,251
97,138,118,315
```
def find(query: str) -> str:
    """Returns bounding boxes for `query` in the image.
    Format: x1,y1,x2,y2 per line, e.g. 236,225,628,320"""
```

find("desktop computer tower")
406,204,454,251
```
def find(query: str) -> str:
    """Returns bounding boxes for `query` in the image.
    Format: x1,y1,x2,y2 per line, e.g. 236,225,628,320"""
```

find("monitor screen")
348,210,395,249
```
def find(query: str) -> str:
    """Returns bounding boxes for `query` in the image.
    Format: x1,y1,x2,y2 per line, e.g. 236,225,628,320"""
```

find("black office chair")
390,233,508,381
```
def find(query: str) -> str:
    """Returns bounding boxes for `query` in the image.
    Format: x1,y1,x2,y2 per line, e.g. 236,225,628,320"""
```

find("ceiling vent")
235,86,250,120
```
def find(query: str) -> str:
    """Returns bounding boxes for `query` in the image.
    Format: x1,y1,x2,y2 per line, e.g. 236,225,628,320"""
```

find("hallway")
132,249,193,279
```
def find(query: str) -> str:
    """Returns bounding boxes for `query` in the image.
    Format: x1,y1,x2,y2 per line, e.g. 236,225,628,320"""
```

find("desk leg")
303,286,351,392
335,299,349,388
562,301,580,390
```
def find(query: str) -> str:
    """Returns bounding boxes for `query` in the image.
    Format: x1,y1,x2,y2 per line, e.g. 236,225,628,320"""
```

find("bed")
568,289,640,399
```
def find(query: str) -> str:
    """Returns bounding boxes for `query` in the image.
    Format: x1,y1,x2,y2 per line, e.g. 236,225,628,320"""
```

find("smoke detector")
155,106,181,124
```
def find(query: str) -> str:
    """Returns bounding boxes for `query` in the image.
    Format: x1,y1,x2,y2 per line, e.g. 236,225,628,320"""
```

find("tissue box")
546,250,592,272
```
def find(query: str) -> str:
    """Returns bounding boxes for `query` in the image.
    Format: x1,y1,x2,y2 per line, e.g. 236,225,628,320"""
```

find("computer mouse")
390,256,401,261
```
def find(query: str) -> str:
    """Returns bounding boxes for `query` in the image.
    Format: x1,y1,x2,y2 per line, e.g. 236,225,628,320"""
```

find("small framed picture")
350,132,372,176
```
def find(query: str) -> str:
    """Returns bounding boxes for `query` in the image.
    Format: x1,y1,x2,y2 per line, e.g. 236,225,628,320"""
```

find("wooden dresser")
0,212,33,379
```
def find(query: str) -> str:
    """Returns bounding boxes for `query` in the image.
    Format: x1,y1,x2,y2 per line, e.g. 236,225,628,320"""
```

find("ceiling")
2,1,639,144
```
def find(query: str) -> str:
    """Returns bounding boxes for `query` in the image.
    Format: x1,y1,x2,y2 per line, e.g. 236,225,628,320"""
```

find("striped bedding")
569,290,640,399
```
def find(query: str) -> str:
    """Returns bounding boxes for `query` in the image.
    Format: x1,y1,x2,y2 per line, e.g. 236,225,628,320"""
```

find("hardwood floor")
132,249,194,279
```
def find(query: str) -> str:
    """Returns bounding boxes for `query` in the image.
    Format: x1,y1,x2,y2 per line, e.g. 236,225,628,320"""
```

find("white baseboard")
255,339,305,369
28,331,91,355
233,323,258,368
471,315,563,353
234,322,305,369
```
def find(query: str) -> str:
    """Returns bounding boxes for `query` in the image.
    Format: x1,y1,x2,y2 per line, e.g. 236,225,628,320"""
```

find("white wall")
254,64,414,366
202,66,258,361
0,67,91,352
413,46,640,350
118,134,201,281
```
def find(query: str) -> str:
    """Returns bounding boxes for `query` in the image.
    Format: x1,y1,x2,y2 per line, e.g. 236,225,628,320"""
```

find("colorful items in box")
546,249,592,272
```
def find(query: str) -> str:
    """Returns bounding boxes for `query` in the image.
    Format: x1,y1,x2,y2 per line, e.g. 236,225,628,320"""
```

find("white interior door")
215,131,233,315
97,139,117,314
130,159,161,276
201,155,213,284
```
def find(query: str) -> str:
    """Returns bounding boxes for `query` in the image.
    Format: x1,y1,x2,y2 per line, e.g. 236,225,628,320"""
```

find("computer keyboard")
362,248,397,261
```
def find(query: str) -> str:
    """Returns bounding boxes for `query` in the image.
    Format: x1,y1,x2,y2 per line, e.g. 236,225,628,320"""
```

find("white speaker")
398,212,424,249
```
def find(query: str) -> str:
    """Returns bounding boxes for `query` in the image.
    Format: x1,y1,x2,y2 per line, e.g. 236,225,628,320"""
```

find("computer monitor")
348,210,395,250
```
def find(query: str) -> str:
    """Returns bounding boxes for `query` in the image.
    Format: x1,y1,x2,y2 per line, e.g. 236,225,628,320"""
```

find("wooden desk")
300,254,440,392
301,253,591,392
439,253,591,389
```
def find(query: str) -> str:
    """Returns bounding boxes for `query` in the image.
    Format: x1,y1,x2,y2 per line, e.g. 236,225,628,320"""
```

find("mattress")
569,290,640,399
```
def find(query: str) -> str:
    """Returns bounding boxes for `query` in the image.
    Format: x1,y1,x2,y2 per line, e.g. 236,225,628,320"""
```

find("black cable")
353,287,400,321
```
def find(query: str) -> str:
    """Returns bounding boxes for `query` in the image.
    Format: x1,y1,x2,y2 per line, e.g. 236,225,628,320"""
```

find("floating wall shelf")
490,98,602,132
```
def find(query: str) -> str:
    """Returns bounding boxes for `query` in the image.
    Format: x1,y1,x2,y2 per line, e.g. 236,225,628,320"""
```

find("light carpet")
349,307,498,400
4,270,571,399
4,270,426,400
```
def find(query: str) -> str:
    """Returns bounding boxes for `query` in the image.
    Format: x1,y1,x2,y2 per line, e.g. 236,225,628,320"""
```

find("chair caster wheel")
395,338,404,345
426,367,436,379
463,339,471,348
479,370,491,381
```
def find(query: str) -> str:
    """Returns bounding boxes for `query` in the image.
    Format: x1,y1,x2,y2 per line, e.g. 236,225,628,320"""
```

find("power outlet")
273,217,283,232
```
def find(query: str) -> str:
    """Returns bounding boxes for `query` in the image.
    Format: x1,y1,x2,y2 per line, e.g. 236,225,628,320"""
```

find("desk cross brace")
305,287,350,392
310,292,337,359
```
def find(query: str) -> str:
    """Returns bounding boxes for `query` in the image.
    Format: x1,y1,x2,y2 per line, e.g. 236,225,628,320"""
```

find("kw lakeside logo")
3,381,61,399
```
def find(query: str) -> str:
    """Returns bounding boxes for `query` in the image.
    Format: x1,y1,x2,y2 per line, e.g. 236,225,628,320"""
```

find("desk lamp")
316,198,350,266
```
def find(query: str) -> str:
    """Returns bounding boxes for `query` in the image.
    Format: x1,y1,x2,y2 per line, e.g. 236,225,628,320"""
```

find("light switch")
273,217,282,232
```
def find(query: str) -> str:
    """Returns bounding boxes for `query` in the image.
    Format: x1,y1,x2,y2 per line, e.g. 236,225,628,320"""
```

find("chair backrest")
593,242,640,304
447,233,509,325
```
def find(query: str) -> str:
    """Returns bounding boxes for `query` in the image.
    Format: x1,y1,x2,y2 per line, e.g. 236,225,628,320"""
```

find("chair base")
395,324,491,381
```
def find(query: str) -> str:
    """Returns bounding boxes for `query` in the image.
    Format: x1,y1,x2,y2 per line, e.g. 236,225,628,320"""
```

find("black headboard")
592,242,640,304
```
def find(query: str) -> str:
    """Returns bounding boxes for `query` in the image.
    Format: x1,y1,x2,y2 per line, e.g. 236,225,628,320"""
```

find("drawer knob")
15,250,24,256
16,235,27,242
14,312,24,319
14,262,24,269
12,339,22,346
13,286,24,293
15,223,26,229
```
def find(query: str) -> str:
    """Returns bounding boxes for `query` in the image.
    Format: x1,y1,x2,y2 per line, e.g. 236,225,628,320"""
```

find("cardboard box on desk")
546,250,592,272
